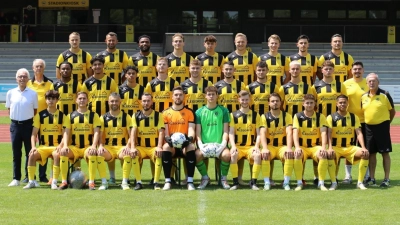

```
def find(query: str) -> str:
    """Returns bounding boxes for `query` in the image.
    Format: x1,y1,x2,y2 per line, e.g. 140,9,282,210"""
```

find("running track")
1,111,400,143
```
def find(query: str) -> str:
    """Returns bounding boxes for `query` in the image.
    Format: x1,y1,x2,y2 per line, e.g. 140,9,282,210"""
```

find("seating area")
0,42,399,85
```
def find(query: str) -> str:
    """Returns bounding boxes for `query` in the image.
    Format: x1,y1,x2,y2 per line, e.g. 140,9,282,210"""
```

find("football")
171,132,186,148
201,143,219,158
69,168,87,189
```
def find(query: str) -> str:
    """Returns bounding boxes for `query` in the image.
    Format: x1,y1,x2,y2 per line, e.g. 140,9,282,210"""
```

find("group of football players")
12,31,395,191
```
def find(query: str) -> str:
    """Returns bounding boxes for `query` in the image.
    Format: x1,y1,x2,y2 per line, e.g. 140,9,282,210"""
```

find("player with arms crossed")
131,93,165,190
292,94,336,191
162,86,197,190
54,92,101,190
228,90,261,190
195,86,231,189
259,93,294,191
23,90,65,189
327,95,369,190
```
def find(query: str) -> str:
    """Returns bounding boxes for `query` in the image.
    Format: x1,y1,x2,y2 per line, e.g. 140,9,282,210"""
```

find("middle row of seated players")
47,55,363,186
23,85,369,191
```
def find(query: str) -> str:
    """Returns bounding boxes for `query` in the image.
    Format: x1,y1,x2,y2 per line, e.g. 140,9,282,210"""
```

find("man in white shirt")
6,68,38,187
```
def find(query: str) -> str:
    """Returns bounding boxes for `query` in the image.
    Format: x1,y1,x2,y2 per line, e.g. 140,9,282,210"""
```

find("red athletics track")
0,111,400,143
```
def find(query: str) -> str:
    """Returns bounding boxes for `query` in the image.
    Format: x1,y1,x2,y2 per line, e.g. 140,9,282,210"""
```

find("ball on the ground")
69,170,87,189
171,132,186,148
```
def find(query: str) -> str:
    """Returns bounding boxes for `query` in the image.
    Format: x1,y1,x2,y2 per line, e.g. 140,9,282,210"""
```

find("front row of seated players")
23,90,369,191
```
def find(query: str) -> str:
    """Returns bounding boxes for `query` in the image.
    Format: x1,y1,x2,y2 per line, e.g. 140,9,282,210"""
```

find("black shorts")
365,121,392,154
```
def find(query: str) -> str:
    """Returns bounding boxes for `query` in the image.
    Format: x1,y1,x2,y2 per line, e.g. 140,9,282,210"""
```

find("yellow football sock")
328,159,336,182
122,156,132,180
60,156,69,181
284,159,294,177
53,165,60,180
88,156,97,181
252,164,261,179
358,159,369,183
261,160,270,178
28,166,36,181
154,157,162,183
230,163,238,178
318,159,328,181
132,157,142,181
97,156,107,179
294,159,303,181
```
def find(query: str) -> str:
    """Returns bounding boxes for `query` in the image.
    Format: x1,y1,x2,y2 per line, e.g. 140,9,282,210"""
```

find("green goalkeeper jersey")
195,105,230,144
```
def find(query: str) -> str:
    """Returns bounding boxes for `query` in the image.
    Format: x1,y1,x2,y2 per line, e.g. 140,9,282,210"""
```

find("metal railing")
263,24,399,43
166,24,232,33
1,23,156,42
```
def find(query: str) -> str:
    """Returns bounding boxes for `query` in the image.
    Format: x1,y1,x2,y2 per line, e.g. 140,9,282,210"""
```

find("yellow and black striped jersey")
258,53,289,87
27,75,53,113
288,53,318,86
64,110,101,148
132,110,164,147
144,77,179,112
247,81,279,115
278,81,317,116
230,110,260,146
166,52,194,84
225,50,258,85
97,49,129,85
50,79,81,115
33,109,65,146
81,75,119,116
327,112,360,147
293,111,327,148
312,80,347,117
318,51,354,83
195,52,224,85
100,111,132,146
260,111,292,147
181,78,212,112
343,78,368,123
128,52,159,86
215,79,248,113
56,49,92,83
119,83,145,115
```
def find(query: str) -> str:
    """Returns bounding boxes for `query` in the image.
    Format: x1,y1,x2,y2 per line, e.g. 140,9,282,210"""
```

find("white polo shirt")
6,86,38,121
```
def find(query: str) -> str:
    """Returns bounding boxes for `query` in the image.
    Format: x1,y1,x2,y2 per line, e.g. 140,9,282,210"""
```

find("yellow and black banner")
38,0,89,9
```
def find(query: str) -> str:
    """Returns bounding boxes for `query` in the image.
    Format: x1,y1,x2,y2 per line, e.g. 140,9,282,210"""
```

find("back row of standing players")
46,31,374,190
56,32,356,116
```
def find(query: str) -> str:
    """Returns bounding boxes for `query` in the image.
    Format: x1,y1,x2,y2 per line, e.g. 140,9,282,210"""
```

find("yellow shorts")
136,146,157,162
37,146,56,166
103,145,123,162
69,146,91,163
302,146,321,162
332,146,360,165
267,145,288,162
236,146,254,164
